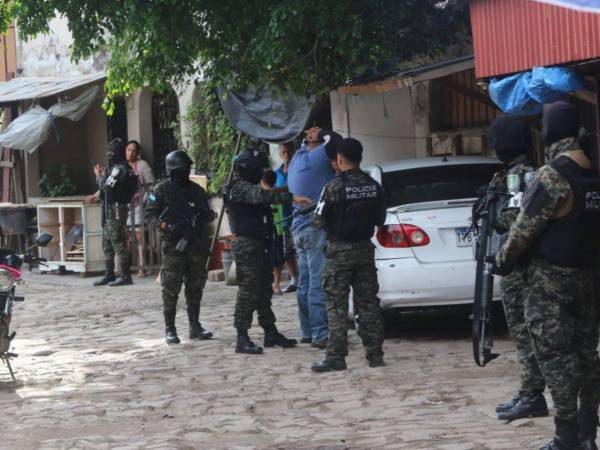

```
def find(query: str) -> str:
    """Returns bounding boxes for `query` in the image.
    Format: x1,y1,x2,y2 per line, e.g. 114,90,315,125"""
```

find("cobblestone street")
0,273,555,449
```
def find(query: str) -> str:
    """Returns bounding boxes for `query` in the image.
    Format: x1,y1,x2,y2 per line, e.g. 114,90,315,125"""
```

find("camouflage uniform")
225,177,293,330
493,157,546,395
312,169,386,364
496,137,600,423
97,176,130,275
145,179,212,322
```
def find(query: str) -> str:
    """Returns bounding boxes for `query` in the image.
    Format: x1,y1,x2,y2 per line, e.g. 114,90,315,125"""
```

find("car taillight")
376,224,430,248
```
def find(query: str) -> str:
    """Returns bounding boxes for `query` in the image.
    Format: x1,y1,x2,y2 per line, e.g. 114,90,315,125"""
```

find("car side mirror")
35,233,53,248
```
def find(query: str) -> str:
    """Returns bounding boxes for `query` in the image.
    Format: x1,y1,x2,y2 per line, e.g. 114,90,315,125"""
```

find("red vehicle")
0,233,52,381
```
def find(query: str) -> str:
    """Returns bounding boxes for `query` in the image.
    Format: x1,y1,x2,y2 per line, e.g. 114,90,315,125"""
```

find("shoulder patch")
522,178,552,217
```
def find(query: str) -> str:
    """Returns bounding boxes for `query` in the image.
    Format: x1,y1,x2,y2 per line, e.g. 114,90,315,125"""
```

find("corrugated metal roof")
470,0,600,78
0,72,105,104
338,55,474,94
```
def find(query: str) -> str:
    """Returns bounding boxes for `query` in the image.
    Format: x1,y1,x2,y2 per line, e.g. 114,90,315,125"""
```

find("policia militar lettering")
224,148,311,355
311,137,386,372
473,116,548,421
93,138,139,287
494,102,600,450
146,151,217,345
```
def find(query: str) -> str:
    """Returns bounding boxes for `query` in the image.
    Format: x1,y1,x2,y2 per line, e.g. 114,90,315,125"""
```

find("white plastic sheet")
0,85,100,153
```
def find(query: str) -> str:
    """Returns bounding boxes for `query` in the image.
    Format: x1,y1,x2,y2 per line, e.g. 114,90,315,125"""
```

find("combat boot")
263,324,297,348
540,418,579,450
578,407,599,450
108,274,133,286
311,358,347,372
236,329,263,354
368,354,385,368
496,391,523,413
93,260,116,286
497,391,548,421
187,305,213,340
164,311,180,345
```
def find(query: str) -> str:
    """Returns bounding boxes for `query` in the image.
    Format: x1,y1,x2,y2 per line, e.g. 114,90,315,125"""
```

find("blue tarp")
534,0,600,12
488,67,584,116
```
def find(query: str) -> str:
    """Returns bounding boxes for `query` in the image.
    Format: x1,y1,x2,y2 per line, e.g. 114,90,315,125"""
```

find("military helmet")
165,150,193,175
234,147,269,171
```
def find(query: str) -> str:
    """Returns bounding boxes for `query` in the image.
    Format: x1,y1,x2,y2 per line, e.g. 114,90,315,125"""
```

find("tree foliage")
9,0,469,96
178,83,248,194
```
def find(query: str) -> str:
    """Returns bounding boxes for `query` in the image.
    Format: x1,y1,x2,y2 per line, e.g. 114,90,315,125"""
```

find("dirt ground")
0,272,557,450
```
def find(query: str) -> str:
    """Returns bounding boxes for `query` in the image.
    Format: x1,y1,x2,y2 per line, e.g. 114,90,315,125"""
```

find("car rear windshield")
382,163,502,207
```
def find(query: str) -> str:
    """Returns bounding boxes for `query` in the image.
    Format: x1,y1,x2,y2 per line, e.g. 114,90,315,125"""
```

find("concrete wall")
85,97,109,173
330,88,417,167
126,88,154,165
16,16,106,77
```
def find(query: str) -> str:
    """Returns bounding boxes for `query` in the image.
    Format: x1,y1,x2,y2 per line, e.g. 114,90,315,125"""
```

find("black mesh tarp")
217,87,311,143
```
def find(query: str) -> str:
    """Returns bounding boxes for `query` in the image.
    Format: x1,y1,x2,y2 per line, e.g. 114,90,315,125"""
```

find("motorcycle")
0,233,53,381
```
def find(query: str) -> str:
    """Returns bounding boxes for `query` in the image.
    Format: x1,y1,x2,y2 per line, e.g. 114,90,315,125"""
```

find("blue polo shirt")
287,143,334,233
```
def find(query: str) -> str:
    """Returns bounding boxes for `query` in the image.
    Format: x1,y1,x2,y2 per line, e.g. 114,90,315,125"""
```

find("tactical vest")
535,156,600,267
326,173,384,242
224,179,272,240
107,163,139,204
163,181,211,243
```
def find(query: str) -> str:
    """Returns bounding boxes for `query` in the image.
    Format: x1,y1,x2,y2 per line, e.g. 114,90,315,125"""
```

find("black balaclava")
170,167,191,185
238,166,263,184
486,115,531,165
108,140,126,166
541,101,579,146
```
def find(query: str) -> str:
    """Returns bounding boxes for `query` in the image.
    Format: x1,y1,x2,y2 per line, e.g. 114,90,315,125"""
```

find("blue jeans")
293,226,328,342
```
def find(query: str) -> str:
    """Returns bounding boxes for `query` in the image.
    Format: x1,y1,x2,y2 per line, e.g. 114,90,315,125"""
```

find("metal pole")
206,131,243,271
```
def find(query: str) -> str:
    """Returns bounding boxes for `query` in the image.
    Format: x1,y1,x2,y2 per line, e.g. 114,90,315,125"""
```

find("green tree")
179,83,248,193
8,1,469,97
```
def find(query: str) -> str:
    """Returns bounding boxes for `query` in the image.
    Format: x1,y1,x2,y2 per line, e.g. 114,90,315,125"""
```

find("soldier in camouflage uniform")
495,102,600,450
481,116,547,421
146,151,216,345
224,147,311,354
93,138,138,287
311,138,386,372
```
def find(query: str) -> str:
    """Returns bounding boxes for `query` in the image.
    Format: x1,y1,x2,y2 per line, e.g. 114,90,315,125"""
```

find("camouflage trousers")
231,236,276,330
524,257,600,422
102,204,129,274
160,241,208,318
322,241,384,363
500,270,546,393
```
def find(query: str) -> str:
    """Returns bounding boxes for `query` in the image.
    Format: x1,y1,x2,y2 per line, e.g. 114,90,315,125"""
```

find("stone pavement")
0,272,557,449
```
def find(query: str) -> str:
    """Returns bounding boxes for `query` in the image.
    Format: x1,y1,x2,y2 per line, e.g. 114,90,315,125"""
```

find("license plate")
455,227,477,247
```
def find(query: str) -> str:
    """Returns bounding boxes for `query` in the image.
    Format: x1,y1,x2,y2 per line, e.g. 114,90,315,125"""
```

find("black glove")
167,222,186,240
487,256,514,276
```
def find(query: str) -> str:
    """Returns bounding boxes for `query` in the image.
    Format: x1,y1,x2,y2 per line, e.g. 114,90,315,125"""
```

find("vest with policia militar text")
325,171,385,242
535,156,600,268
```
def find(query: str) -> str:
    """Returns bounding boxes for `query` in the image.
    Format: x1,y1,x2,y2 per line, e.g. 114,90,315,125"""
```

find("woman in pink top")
125,140,155,277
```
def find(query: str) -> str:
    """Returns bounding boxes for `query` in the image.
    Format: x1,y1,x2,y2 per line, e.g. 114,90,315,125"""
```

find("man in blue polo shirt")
287,126,334,347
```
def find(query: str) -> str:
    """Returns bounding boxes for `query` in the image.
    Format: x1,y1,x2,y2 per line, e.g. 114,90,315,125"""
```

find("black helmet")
234,147,269,171
165,150,193,175
234,148,269,184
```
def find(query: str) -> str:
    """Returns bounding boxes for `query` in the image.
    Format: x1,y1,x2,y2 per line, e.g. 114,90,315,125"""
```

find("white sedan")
364,156,503,311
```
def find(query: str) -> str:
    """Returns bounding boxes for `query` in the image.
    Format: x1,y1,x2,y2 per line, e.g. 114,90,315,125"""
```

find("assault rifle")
159,204,215,252
471,175,509,367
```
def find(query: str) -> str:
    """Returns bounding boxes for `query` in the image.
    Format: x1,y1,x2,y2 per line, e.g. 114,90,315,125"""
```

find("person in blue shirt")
272,142,299,294
287,126,335,347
